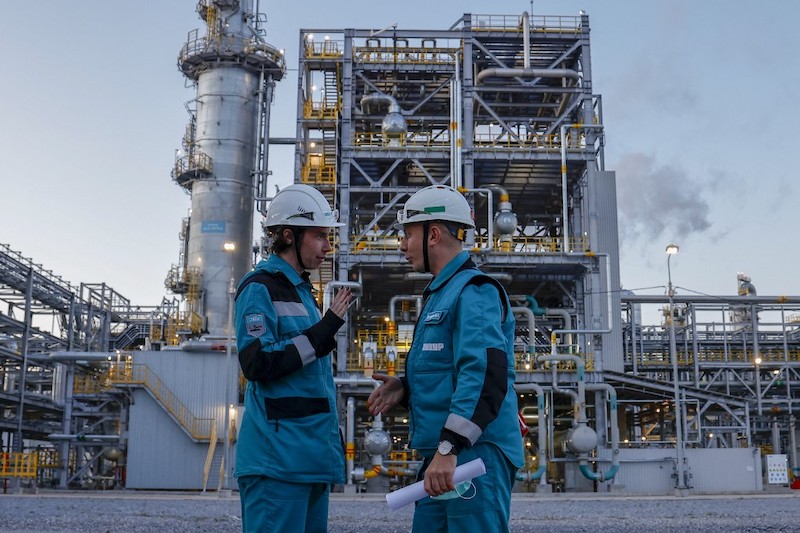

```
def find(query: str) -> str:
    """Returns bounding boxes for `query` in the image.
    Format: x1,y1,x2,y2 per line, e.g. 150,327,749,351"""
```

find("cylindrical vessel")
188,66,260,336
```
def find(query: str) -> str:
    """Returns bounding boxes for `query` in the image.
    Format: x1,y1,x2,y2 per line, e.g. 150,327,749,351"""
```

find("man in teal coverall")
234,184,352,533
368,184,524,532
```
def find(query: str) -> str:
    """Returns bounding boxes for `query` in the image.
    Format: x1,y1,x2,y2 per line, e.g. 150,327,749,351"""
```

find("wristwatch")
437,440,456,456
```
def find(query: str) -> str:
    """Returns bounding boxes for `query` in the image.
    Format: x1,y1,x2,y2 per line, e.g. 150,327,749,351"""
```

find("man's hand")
424,452,457,496
367,373,404,415
329,288,352,319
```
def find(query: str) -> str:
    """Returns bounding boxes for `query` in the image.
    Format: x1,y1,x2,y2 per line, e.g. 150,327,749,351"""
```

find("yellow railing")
354,46,458,65
1,452,38,478
354,131,451,148
301,163,336,185
351,234,589,254
110,363,214,441
350,131,595,151
180,32,286,71
304,39,343,59
515,352,594,372
473,131,582,150
303,99,340,119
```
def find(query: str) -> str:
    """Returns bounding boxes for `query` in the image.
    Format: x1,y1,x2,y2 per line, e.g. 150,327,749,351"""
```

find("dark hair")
268,226,296,254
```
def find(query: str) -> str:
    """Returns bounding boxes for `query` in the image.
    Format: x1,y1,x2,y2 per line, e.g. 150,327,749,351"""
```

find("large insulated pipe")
44,351,117,362
475,67,580,86
458,187,493,249
360,93,407,145
389,295,422,324
522,12,530,69
515,383,548,486
323,281,363,314
485,185,517,252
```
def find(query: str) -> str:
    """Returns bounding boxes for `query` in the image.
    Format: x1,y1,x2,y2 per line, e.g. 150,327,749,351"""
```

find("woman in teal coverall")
234,184,352,533
368,184,524,532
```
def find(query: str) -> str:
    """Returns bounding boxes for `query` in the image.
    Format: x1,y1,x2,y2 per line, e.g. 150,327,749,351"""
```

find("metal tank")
174,0,284,336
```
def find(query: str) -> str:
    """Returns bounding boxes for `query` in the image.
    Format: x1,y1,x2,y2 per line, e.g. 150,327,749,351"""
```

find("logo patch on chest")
245,313,266,337
424,310,445,323
422,342,444,351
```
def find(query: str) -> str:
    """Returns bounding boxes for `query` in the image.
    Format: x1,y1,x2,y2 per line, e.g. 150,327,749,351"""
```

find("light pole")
222,241,237,495
666,243,687,491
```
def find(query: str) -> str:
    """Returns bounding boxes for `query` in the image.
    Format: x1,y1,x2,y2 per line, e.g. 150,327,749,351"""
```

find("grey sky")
1,0,798,311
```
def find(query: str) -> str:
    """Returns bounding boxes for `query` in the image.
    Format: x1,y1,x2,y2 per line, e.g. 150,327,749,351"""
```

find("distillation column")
176,0,284,336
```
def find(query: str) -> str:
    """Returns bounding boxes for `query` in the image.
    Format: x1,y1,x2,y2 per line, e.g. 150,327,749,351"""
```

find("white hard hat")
396,185,475,229
264,184,343,228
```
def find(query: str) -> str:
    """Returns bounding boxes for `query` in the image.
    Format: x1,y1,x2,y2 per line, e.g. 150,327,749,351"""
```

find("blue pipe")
516,465,546,481
579,463,620,482
525,295,546,316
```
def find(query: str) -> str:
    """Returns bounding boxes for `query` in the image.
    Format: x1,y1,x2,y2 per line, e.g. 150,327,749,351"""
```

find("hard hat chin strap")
291,228,308,271
422,222,431,273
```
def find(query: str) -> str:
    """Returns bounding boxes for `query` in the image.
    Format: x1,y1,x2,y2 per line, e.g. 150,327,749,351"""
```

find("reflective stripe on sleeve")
273,301,309,317
292,334,317,365
444,413,482,445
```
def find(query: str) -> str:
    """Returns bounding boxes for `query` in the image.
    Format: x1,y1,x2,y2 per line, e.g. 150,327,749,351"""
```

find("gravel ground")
0,490,798,532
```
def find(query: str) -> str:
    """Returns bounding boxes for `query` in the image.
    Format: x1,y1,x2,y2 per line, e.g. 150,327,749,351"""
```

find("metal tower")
170,0,285,337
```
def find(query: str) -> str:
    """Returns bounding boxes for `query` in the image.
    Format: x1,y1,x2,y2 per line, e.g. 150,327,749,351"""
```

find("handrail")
471,14,581,33
351,234,590,254
110,363,215,441
0,452,38,478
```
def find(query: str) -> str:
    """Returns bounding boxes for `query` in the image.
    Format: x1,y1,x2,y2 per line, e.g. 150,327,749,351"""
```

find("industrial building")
2,0,799,495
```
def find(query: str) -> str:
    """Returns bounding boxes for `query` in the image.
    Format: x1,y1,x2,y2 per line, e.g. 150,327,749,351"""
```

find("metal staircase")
111,363,214,442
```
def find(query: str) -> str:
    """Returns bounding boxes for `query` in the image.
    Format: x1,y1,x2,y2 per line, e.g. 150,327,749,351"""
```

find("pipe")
323,281,363,314
450,52,463,189
581,383,621,482
44,351,119,362
334,376,378,388
178,340,228,352
458,187,493,249
360,92,401,115
525,296,546,316
334,377,379,486
790,416,800,482
559,124,604,253
536,351,620,482
485,185,517,251
512,307,535,370
346,397,356,485
515,383,548,486
371,413,385,473
48,434,121,442
475,68,580,86
522,12,530,69
388,295,422,324
539,353,584,424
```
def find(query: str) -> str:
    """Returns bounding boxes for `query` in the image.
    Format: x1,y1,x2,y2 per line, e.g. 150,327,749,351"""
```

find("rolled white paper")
385,458,487,510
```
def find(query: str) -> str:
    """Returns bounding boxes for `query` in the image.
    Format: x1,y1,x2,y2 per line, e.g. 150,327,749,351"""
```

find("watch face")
438,440,453,455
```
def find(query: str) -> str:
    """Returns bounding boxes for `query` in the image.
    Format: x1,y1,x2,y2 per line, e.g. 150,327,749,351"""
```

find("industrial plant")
2,0,798,496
